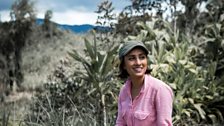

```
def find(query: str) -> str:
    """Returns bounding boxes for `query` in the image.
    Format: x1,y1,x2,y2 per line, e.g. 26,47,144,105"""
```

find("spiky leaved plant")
68,31,120,126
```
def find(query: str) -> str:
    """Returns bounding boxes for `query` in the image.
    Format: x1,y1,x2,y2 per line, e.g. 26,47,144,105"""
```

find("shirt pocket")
134,111,149,120
134,110,156,124
134,99,156,120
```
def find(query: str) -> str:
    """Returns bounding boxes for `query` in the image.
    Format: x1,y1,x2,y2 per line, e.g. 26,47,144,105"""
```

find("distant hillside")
36,19,110,33
59,24,94,33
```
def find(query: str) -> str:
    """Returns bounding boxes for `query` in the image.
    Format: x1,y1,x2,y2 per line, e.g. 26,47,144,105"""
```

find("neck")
130,75,145,89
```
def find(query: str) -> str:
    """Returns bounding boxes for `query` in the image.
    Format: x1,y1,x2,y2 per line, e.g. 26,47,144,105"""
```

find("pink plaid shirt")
116,74,173,126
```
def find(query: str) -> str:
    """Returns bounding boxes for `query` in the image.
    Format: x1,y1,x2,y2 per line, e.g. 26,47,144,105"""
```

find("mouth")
133,67,143,73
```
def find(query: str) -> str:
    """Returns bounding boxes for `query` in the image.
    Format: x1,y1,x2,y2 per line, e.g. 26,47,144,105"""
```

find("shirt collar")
125,74,150,95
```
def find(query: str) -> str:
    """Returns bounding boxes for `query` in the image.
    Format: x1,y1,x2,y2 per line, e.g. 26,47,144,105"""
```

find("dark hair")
118,47,151,79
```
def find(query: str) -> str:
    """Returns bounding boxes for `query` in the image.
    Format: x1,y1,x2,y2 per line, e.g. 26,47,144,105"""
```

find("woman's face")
123,47,148,79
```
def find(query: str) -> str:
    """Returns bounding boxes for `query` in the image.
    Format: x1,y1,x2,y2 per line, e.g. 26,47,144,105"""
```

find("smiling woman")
116,41,174,126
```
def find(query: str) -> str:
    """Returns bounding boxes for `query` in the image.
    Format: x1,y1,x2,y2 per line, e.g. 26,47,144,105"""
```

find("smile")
133,67,143,73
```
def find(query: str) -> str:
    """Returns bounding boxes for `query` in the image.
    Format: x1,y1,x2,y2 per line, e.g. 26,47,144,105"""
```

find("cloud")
0,0,131,25
0,10,11,21
38,10,98,25
36,0,101,12
36,0,130,12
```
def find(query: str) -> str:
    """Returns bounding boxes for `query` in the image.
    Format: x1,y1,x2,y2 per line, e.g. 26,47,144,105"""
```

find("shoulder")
146,75,173,94
118,79,131,98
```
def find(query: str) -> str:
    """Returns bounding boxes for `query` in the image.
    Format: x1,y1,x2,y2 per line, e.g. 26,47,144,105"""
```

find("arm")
115,93,126,126
156,85,174,126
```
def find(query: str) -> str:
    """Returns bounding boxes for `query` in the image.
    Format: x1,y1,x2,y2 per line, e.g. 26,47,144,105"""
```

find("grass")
0,96,31,126
21,30,86,90
0,28,90,125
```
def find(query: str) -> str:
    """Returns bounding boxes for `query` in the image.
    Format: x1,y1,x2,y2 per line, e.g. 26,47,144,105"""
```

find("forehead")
126,47,147,56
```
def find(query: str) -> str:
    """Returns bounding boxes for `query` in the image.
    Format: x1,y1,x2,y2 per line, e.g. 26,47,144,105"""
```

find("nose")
135,57,141,65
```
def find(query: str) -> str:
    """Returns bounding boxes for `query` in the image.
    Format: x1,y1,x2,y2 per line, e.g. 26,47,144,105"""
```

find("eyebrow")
126,53,146,57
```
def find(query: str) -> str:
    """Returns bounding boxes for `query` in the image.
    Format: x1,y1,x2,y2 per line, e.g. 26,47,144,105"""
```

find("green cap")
119,41,148,60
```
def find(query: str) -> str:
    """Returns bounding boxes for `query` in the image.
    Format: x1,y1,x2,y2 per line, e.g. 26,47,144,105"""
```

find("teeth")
133,67,142,72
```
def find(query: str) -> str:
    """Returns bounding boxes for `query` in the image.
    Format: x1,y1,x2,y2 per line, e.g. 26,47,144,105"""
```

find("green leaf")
188,98,194,104
188,68,197,74
68,49,91,67
183,109,191,117
208,114,217,124
84,38,96,60
194,103,206,119
99,53,108,74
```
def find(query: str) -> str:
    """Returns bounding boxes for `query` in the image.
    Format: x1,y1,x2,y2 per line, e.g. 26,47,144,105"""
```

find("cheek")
144,61,148,66
145,59,148,65
142,61,148,69
143,59,148,65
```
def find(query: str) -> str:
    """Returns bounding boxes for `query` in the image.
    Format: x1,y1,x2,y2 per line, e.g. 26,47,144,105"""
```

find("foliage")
126,0,165,15
119,3,224,125
68,32,120,125
94,0,120,52
25,61,97,125
26,31,121,126
0,0,36,93
115,0,166,36
0,107,11,126
42,10,53,31
42,10,60,37
95,0,116,29
2,0,223,125
10,0,36,22
124,19,224,125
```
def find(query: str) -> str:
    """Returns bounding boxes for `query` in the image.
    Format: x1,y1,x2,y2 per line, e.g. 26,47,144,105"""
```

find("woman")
116,41,173,126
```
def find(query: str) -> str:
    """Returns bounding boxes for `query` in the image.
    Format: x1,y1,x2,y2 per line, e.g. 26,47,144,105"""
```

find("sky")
0,0,131,25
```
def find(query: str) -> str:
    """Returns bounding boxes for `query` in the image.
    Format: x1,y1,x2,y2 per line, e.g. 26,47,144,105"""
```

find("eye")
139,55,146,60
128,57,135,61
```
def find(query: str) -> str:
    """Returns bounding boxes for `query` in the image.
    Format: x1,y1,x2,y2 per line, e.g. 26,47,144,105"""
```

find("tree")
0,0,36,90
10,0,36,22
95,0,116,29
42,10,58,37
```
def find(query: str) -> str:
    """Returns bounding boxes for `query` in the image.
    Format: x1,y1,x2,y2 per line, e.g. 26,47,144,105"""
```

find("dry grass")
0,94,31,126
21,30,87,90
0,28,91,125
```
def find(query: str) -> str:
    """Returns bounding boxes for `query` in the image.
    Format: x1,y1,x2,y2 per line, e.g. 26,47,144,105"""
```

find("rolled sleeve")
156,85,173,126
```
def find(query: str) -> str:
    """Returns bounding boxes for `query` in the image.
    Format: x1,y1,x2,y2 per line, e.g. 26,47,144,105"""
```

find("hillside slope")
21,27,88,90
0,24,92,125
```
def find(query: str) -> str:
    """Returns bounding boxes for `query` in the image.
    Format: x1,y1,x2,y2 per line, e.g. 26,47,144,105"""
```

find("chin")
133,73,145,78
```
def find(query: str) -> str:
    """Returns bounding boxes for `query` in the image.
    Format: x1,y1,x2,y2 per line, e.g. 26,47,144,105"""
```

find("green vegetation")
0,0,224,126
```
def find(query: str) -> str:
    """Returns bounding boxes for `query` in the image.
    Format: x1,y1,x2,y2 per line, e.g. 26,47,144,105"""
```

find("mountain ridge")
36,19,109,33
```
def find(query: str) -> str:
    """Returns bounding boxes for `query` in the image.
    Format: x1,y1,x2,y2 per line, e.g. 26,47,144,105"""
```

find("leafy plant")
124,19,224,125
68,31,120,126
26,31,121,126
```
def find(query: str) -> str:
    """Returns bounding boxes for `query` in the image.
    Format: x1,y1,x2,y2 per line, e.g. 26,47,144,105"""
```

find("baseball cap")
119,41,149,60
